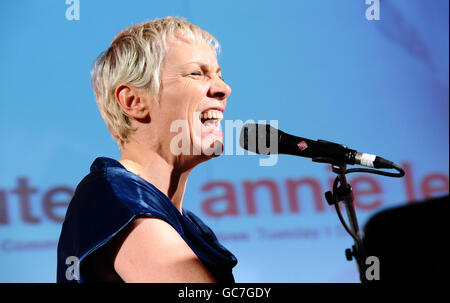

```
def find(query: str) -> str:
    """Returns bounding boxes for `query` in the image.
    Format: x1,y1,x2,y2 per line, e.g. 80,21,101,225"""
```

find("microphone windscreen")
239,123,279,155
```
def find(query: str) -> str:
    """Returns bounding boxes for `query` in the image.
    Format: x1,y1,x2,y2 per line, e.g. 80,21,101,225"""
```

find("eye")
190,71,203,76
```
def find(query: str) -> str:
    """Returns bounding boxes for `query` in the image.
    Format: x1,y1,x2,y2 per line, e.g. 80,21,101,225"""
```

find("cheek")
173,80,208,111
185,81,208,119
186,79,209,100
160,79,209,134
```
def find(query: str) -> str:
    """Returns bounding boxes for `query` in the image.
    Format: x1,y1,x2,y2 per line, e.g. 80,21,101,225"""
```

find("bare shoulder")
113,217,216,283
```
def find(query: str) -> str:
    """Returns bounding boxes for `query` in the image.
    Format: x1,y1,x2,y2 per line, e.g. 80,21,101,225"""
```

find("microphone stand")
313,157,368,283
328,164,368,283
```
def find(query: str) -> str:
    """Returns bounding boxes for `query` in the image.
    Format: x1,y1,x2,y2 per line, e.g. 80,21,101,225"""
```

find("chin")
200,133,224,156
207,143,224,158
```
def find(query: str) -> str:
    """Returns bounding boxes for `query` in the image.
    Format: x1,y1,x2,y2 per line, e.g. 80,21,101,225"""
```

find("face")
151,36,231,167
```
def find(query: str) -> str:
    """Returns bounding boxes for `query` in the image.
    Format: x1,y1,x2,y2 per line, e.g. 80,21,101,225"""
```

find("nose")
207,76,231,100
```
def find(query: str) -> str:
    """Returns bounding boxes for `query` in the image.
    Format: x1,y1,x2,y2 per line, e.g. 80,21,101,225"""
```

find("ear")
115,83,150,121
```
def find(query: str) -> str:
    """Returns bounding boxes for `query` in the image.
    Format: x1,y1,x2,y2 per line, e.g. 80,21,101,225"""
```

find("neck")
119,143,192,214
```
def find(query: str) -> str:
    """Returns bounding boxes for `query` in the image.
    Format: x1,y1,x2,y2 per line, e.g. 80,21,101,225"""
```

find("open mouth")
199,109,223,133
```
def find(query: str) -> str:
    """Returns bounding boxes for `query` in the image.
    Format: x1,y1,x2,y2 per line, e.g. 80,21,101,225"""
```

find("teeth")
200,110,223,120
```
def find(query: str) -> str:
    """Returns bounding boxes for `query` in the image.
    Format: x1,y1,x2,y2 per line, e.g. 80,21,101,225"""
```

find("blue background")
0,0,448,282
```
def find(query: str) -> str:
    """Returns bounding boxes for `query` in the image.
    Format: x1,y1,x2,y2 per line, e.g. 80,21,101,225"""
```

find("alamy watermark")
65,256,80,281
168,117,279,167
365,0,380,21
365,255,380,281
65,0,80,21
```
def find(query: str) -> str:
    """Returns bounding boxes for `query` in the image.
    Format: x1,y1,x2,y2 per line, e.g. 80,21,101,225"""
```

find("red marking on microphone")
297,141,308,151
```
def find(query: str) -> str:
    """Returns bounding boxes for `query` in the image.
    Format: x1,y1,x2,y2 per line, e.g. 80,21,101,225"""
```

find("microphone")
239,123,396,169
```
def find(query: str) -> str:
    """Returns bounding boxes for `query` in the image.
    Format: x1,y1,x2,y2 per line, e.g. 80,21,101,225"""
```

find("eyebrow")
186,61,222,73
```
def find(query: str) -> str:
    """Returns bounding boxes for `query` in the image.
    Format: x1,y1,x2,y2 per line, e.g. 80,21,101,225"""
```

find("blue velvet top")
57,157,237,283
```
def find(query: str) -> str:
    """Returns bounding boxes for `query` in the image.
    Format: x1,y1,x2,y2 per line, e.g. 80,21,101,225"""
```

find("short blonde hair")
91,16,220,151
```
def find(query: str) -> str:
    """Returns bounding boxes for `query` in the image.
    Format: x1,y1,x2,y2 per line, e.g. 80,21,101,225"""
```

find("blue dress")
57,157,237,283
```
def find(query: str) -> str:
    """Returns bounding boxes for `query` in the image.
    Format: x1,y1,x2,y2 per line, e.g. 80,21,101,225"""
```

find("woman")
57,17,237,283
